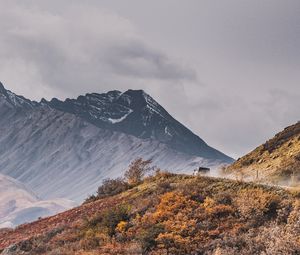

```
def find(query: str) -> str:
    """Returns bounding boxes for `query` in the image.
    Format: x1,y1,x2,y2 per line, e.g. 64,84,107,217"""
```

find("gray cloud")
0,1,196,99
107,42,197,81
0,0,299,158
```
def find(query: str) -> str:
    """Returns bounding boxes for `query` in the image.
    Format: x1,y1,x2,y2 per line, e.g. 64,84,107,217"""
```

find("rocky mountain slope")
226,122,300,184
0,173,299,255
45,89,230,161
0,82,233,203
0,174,75,228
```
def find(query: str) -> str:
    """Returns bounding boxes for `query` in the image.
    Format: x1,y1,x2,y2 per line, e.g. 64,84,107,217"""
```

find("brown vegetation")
1,160,300,254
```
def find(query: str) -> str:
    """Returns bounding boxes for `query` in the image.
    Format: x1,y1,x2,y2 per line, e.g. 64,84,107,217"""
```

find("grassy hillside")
226,122,300,184
1,172,300,255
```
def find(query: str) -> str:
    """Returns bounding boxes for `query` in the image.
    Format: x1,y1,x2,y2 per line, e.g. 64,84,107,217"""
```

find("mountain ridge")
0,82,233,162
0,82,232,205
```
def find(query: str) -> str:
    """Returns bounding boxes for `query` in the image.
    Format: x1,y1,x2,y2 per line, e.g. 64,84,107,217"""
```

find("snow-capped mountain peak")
43,89,232,162
0,82,232,162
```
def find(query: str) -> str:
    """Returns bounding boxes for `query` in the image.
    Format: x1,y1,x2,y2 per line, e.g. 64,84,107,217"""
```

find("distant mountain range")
0,174,75,228
0,82,233,204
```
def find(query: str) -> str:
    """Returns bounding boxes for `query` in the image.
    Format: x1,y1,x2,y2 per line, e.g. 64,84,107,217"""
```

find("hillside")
0,82,232,204
1,173,300,255
226,122,300,184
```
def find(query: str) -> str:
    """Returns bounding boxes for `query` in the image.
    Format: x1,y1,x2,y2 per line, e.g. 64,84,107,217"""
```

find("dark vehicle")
193,167,210,175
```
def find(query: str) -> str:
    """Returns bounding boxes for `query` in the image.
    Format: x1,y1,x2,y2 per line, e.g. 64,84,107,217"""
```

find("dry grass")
1,173,300,254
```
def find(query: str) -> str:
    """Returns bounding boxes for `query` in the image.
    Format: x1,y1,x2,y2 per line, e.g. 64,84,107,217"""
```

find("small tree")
125,158,154,185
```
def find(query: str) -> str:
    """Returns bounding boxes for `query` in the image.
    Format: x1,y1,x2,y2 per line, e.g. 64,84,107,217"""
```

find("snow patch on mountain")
108,109,133,124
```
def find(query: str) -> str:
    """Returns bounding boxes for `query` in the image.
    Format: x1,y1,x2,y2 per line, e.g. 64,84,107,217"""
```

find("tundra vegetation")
2,159,300,255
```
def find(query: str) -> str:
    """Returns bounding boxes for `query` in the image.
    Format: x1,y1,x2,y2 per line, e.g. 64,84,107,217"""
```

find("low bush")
137,224,164,252
82,204,131,239
97,178,130,199
235,188,280,225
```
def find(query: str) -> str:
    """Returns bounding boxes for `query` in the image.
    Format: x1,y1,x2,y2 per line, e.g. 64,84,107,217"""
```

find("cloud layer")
0,1,196,99
0,0,299,158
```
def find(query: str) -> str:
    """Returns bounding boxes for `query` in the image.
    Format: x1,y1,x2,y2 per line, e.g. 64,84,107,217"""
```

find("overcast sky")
0,0,299,158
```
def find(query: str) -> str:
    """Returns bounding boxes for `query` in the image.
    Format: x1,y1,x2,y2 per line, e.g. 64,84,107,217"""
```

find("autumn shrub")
275,199,293,224
258,225,300,255
155,180,172,195
152,192,198,221
229,222,300,255
214,191,233,205
99,204,131,237
79,229,101,250
143,169,175,187
156,232,192,255
153,169,175,179
287,200,300,230
212,246,239,255
98,241,142,255
97,178,129,199
262,211,300,254
80,203,131,250
140,192,202,254
84,194,98,204
137,224,164,252
203,197,235,218
179,181,206,203
235,188,280,225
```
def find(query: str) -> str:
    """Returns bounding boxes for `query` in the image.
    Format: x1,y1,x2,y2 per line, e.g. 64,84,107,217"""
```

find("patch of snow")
164,126,173,137
146,105,165,119
108,109,133,124
89,104,104,111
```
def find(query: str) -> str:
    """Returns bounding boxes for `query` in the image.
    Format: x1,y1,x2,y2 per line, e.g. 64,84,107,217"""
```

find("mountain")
45,89,230,161
0,82,233,202
0,83,38,110
0,174,75,228
226,122,300,184
1,173,299,254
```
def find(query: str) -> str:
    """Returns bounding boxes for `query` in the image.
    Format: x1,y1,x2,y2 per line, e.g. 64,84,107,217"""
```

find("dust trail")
191,165,300,190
